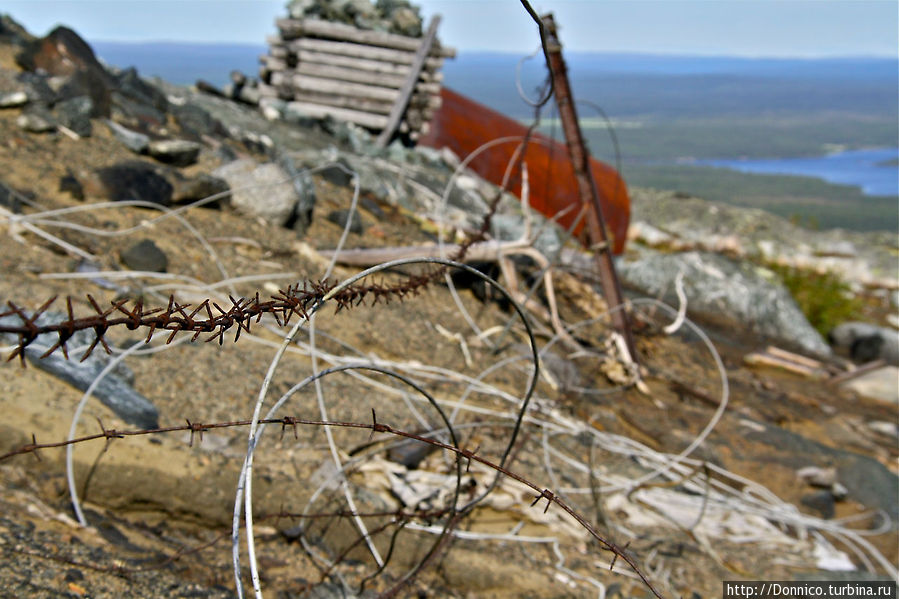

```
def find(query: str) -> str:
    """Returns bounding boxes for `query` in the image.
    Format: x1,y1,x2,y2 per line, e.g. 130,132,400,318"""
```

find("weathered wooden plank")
287,73,400,102
260,55,289,71
284,101,388,129
294,62,408,88
293,49,442,80
276,17,456,57
288,38,443,68
376,17,440,147
291,90,394,115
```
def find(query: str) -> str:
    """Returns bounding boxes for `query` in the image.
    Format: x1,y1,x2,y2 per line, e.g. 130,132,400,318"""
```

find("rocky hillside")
0,14,897,599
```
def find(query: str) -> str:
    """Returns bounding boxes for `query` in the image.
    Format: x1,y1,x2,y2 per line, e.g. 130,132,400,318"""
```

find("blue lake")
693,148,899,197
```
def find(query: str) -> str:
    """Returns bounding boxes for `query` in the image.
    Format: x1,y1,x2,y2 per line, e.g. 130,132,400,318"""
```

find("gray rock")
841,366,899,405
800,490,835,519
147,139,202,167
326,209,367,235
104,119,150,153
744,420,899,523
389,6,422,36
85,161,173,206
17,71,56,104
867,420,899,440
212,159,299,227
387,439,435,469
114,67,168,114
171,102,227,138
0,90,28,108
17,105,56,132
618,250,831,356
283,101,324,129
258,97,286,121
110,90,167,131
287,0,317,18
54,95,93,137
0,312,159,429
276,152,316,234
120,239,168,273
829,321,899,365
796,466,837,488
53,69,110,117
58,172,84,200
830,482,848,501
0,180,24,213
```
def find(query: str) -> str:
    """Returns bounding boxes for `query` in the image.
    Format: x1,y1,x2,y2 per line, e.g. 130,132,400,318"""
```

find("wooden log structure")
260,15,452,141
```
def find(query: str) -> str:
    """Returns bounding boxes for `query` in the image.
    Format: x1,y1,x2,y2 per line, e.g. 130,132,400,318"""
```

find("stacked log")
259,17,454,143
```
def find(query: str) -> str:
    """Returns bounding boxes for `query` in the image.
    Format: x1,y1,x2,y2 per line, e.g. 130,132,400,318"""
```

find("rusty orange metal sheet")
418,87,629,254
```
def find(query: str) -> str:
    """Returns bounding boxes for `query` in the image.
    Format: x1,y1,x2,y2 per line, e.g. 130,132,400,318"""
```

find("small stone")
800,490,835,519
121,239,168,273
170,173,230,206
64,569,84,582
16,106,56,132
842,366,899,405
390,6,422,36
318,161,354,187
830,483,849,501
58,173,84,200
230,70,247,86
105,119,149,153
0,90,28,108
388,440,434,469
796,466,837,488
829,322,899,366
147,139,202,167
867,420,899,440
0,181,23,213
54,95,93,137
327,209,367,235
171,102,226,138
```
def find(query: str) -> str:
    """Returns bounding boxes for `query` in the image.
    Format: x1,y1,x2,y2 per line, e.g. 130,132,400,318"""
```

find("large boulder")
15,26,113,117
618,250,831,356
212,158,300,227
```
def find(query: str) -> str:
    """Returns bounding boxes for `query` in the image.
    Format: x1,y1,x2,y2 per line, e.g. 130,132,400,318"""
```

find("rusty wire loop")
0,413,661,598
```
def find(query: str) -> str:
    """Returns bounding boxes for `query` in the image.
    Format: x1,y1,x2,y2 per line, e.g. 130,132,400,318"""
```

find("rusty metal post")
541,13,638,363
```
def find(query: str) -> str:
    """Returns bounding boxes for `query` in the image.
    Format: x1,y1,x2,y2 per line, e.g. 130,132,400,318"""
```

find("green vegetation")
768,264,864,336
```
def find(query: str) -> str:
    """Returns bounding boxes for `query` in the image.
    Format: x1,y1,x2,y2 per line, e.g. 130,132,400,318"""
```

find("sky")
2,0,897,58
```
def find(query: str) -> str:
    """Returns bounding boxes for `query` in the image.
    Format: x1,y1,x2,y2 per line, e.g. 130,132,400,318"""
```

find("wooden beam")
277,17,455,57
283,73,400,102
288,38,443,68
285,101,389,129
290,90,394,115
376,16,441,147
291,49,442,80
294,62,408,88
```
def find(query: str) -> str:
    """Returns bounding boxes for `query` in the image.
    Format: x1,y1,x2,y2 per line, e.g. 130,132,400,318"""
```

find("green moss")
768,264,864,336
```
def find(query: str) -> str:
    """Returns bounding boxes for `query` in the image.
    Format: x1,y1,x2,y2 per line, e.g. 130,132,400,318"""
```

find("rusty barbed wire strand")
0,273,438,366
0,413,664,598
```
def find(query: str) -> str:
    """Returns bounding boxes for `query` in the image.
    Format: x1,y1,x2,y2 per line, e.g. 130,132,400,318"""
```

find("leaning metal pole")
541,13,638,364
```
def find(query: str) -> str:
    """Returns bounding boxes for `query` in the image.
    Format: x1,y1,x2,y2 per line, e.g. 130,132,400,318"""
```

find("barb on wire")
0,412,664,599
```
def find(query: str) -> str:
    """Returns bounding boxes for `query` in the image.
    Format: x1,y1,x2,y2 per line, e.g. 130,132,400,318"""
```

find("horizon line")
89,39,899,61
